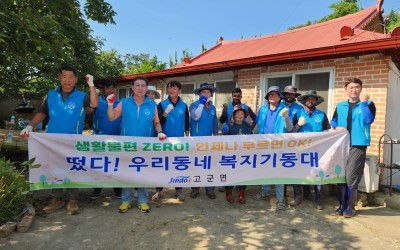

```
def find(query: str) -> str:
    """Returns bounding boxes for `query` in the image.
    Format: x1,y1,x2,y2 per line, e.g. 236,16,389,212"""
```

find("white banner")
28,131,349,190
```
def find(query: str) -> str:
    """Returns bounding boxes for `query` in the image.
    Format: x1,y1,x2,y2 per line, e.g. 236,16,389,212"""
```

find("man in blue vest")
220,87,257,128
152,80,190,202
255,86,293,210
20,65,99,215
281,85,304,199
88,79,122,200
107,76,167,213
290,90,331,210
189,83,218,199
330,77,375,218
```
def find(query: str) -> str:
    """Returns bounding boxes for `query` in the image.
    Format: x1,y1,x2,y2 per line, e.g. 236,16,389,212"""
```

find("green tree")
385,10,400,32
0,0,117,98
95,49,125,79
168,49,194,67
123,53,166,74
289,0,359,30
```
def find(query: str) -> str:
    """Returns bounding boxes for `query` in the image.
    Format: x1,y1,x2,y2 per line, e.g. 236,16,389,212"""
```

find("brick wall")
236,54,390,154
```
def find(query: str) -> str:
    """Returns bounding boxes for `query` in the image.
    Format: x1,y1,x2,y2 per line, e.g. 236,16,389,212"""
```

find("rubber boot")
302,185,312,201
225,187,234,203
238,189,246,204
289,185,302,206
334,184,347,216
343,187,357,218
314,185,324,210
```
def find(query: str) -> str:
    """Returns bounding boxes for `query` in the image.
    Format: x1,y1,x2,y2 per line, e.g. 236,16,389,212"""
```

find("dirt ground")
1,186,399,250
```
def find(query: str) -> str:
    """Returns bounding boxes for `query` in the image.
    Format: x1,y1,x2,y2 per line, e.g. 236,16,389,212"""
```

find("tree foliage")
289,0,359,30
385,10,400,32
95,49,125,79
123,53,166,74
0,0,116,98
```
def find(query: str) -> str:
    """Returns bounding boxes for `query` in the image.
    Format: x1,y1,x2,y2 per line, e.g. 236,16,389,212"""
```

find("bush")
0,157,39,224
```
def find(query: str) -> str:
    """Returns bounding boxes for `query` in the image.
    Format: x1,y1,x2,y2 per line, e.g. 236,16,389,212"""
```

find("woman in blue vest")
330,77,376,218
107,76,167,213
290,90,331,210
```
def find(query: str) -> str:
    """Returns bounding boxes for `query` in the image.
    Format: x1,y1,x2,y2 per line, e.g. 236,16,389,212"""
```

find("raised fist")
85,74,94,87
158,132,167,141
298,116,306,126
106,94,116,105
279,108,289,118
165,104,174,114
199,96,207,105
360,89,370,102
223,103,228,110
20,125,33,138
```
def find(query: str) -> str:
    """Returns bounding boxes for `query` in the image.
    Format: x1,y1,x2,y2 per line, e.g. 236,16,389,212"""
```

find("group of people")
20,66,375,219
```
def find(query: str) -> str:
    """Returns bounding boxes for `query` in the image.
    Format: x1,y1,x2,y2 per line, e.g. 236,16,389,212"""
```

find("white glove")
165,104,174,114
106,94,116,106
158,132,167,141
85,74,94,87
279,108,289,118
207,97,212,103
298,117,306,126
20,125,33,138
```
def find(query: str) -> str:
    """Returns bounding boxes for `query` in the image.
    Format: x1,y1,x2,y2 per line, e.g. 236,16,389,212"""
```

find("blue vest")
161,98,187,137
120,96,156,137
257,102,288,134
297,108,325,132
226,102,249,124
336,100,372,146
286,102,303,121
93,96,121,135
190,100,216,136
47,86,85,134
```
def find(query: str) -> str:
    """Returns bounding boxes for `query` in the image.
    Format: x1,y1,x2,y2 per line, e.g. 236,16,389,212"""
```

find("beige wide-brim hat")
146,85,161,99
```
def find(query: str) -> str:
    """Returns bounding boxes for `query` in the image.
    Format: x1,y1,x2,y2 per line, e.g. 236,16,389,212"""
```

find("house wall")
236,54,392,155
115,54,394,157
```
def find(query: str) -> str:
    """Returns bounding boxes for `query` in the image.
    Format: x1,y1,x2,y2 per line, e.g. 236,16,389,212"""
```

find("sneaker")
277,200,286,210
118,202,131,213
138,203,150,213
190,188,200,199
254,192,269,201
43,198,65,214
66,200,80,215
176,189,185,201
90,189,102,200
152,192,161,202
206,190,216,199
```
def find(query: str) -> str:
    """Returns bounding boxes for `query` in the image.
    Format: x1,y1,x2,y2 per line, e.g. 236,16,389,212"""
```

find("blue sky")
87,0,399,64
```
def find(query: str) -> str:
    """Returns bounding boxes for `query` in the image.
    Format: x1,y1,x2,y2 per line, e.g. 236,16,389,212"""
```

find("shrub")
0,157,40,224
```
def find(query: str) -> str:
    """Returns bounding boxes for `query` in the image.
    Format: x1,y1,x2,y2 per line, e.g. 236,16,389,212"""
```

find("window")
215,81,236,116
117,86,132,99
179,83,195,104
261,68,334,118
